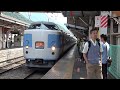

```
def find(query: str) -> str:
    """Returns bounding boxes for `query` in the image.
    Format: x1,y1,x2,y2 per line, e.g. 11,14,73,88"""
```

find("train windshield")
28,23,59,30
28,24,41,29
43,24,59,30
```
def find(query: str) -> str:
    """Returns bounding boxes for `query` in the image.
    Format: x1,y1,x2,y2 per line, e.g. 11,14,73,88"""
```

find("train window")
28,24,41,29
43,24,59,30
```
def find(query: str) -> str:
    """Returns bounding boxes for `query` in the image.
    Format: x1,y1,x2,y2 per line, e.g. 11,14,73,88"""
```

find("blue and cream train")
23,21,77,68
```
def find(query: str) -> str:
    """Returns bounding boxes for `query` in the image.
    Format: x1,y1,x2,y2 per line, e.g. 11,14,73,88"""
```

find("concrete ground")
42,45,114,79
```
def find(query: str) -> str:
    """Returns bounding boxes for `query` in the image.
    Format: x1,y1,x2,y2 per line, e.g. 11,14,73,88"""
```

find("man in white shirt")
82,28,103,79
100,34,110,79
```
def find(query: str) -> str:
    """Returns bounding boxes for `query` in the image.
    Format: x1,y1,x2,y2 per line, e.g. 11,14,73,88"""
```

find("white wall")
0,27,2,49
0,48,23,62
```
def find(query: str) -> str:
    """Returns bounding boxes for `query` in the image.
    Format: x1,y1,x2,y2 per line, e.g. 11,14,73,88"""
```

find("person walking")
82,28,103,79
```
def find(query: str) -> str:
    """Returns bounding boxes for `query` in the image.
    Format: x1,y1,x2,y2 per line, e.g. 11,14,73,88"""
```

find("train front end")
23,22,63,68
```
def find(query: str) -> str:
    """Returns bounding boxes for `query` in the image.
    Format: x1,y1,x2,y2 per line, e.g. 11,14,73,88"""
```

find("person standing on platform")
82,28,103,79
100,34,111,79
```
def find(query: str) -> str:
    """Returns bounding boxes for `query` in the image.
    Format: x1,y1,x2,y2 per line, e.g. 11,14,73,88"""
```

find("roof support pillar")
110,12,114,44
88,16,93,39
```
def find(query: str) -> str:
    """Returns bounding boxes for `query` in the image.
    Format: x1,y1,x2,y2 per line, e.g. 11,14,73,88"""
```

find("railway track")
24,70,37,79
0,56,25,75
24,69,49,79
0,56,49,79
0,66,48,79
0,56,24,64
0,56,24,67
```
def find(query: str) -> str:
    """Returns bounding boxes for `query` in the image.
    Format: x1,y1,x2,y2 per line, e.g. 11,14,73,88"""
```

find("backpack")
87,39,100,53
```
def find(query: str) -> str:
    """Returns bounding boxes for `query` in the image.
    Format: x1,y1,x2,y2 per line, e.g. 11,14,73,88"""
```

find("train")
23,21,77,68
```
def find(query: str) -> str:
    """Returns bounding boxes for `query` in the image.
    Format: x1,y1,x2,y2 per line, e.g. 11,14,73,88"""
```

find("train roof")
30,21,56,25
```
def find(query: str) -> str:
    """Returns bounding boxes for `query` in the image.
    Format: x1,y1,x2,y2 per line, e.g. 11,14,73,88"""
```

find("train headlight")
26,46,29,49
51,46,56,51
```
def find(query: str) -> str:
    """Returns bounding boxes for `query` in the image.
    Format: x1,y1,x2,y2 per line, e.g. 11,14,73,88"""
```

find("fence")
108,45,120,79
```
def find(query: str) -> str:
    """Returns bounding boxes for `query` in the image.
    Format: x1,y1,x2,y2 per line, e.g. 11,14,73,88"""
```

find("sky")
20,12,75,37
20,12,67,25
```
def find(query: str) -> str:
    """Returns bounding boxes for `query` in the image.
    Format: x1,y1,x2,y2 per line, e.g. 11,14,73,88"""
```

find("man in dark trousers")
100,34,110,79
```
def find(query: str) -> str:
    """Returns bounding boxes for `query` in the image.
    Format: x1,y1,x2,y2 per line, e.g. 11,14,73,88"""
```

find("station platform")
42,44,113,79
42,45,87,79
0,47,23,63
42,45,76,79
